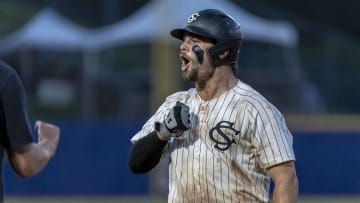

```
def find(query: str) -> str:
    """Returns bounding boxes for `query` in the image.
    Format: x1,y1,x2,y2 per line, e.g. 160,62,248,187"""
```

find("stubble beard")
182,64,215,88
182,66,198,82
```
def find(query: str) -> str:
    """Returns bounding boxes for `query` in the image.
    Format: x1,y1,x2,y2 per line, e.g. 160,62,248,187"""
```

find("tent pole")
82,49,98,118
149,37,179,199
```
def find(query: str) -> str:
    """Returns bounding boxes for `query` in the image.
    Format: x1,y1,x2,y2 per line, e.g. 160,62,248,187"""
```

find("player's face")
179,34,215,83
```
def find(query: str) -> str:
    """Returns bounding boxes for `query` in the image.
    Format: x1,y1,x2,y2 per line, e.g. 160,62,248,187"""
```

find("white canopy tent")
0,8,96,116
0,8,93,53
0,2,303,118
90,0,299,49
88,0,303,115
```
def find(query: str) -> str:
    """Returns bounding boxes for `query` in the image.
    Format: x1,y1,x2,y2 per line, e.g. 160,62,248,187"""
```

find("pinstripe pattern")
131,80,295,203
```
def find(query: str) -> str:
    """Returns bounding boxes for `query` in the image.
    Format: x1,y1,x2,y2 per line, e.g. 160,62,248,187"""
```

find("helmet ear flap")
207,45,226,67
207,39,242,67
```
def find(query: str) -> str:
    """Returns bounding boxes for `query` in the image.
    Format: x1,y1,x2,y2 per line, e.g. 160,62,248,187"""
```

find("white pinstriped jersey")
131,80,295,203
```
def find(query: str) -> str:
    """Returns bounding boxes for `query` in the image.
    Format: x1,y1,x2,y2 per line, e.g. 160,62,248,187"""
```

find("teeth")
181,60,189,71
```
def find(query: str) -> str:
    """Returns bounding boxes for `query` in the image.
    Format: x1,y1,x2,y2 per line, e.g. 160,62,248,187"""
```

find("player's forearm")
271,174,298,203
128,131,168,173
8,141,55,178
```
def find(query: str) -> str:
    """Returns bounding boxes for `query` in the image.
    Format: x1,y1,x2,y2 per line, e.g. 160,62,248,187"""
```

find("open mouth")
180,55,190,71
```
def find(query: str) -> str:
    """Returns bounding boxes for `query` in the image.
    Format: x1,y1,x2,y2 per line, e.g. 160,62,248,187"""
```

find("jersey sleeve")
1,71,34,149
251,100,295,169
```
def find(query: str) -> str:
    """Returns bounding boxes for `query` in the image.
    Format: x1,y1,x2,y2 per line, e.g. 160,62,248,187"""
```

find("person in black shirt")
0,60,60,202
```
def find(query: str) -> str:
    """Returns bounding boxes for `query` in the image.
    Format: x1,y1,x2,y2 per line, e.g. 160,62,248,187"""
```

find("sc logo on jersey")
209,121,239,151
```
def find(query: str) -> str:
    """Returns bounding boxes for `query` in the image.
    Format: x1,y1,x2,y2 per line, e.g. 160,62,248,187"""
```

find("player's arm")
268,161,298,203
128,101,190,173
7,121,60,178
128,131,168,174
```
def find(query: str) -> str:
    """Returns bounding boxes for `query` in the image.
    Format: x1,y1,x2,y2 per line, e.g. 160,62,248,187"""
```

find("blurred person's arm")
7,121,60,178
0,62,60,178
268,161,298,203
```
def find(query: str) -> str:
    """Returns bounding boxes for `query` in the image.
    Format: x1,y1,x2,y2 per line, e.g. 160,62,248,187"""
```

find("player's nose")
179,39,191,52
179,42,188,52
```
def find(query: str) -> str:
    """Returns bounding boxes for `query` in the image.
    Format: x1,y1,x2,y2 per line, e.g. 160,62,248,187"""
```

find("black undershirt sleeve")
128,131,168,174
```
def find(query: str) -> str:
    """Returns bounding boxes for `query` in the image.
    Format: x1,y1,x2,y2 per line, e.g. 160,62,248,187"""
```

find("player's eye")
191,37,201,43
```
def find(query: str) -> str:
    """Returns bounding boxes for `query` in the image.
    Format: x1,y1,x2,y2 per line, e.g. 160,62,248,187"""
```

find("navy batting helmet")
171,9,243,66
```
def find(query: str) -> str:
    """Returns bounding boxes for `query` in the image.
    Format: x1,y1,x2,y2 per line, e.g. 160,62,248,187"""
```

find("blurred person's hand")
35,121,60,158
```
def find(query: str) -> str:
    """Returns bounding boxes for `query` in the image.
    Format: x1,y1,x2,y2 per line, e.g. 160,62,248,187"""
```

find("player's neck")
196,73,237,101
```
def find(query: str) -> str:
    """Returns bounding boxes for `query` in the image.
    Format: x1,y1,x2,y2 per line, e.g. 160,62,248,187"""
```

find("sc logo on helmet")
187,12,200,24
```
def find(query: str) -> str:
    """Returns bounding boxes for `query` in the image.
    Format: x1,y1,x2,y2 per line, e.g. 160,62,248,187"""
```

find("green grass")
5,196,360,203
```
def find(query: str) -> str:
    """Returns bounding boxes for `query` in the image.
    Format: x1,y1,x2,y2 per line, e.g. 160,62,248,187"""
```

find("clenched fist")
155,101,191,140
35,121,60,158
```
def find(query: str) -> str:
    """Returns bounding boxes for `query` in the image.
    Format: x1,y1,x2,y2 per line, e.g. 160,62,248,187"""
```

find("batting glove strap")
155,121,174,140
171,104,190,131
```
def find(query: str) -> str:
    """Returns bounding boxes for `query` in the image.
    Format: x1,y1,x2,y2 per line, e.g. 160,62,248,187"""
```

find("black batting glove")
155,101,191,140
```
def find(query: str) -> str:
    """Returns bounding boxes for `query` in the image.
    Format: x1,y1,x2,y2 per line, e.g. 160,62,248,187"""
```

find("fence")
4,117,360,196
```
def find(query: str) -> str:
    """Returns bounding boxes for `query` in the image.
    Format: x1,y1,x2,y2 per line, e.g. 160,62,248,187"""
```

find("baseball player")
0,61,60,202
129,9,298,203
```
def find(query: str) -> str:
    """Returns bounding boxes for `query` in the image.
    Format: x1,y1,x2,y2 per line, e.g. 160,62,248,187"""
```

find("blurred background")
1,0,360,202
